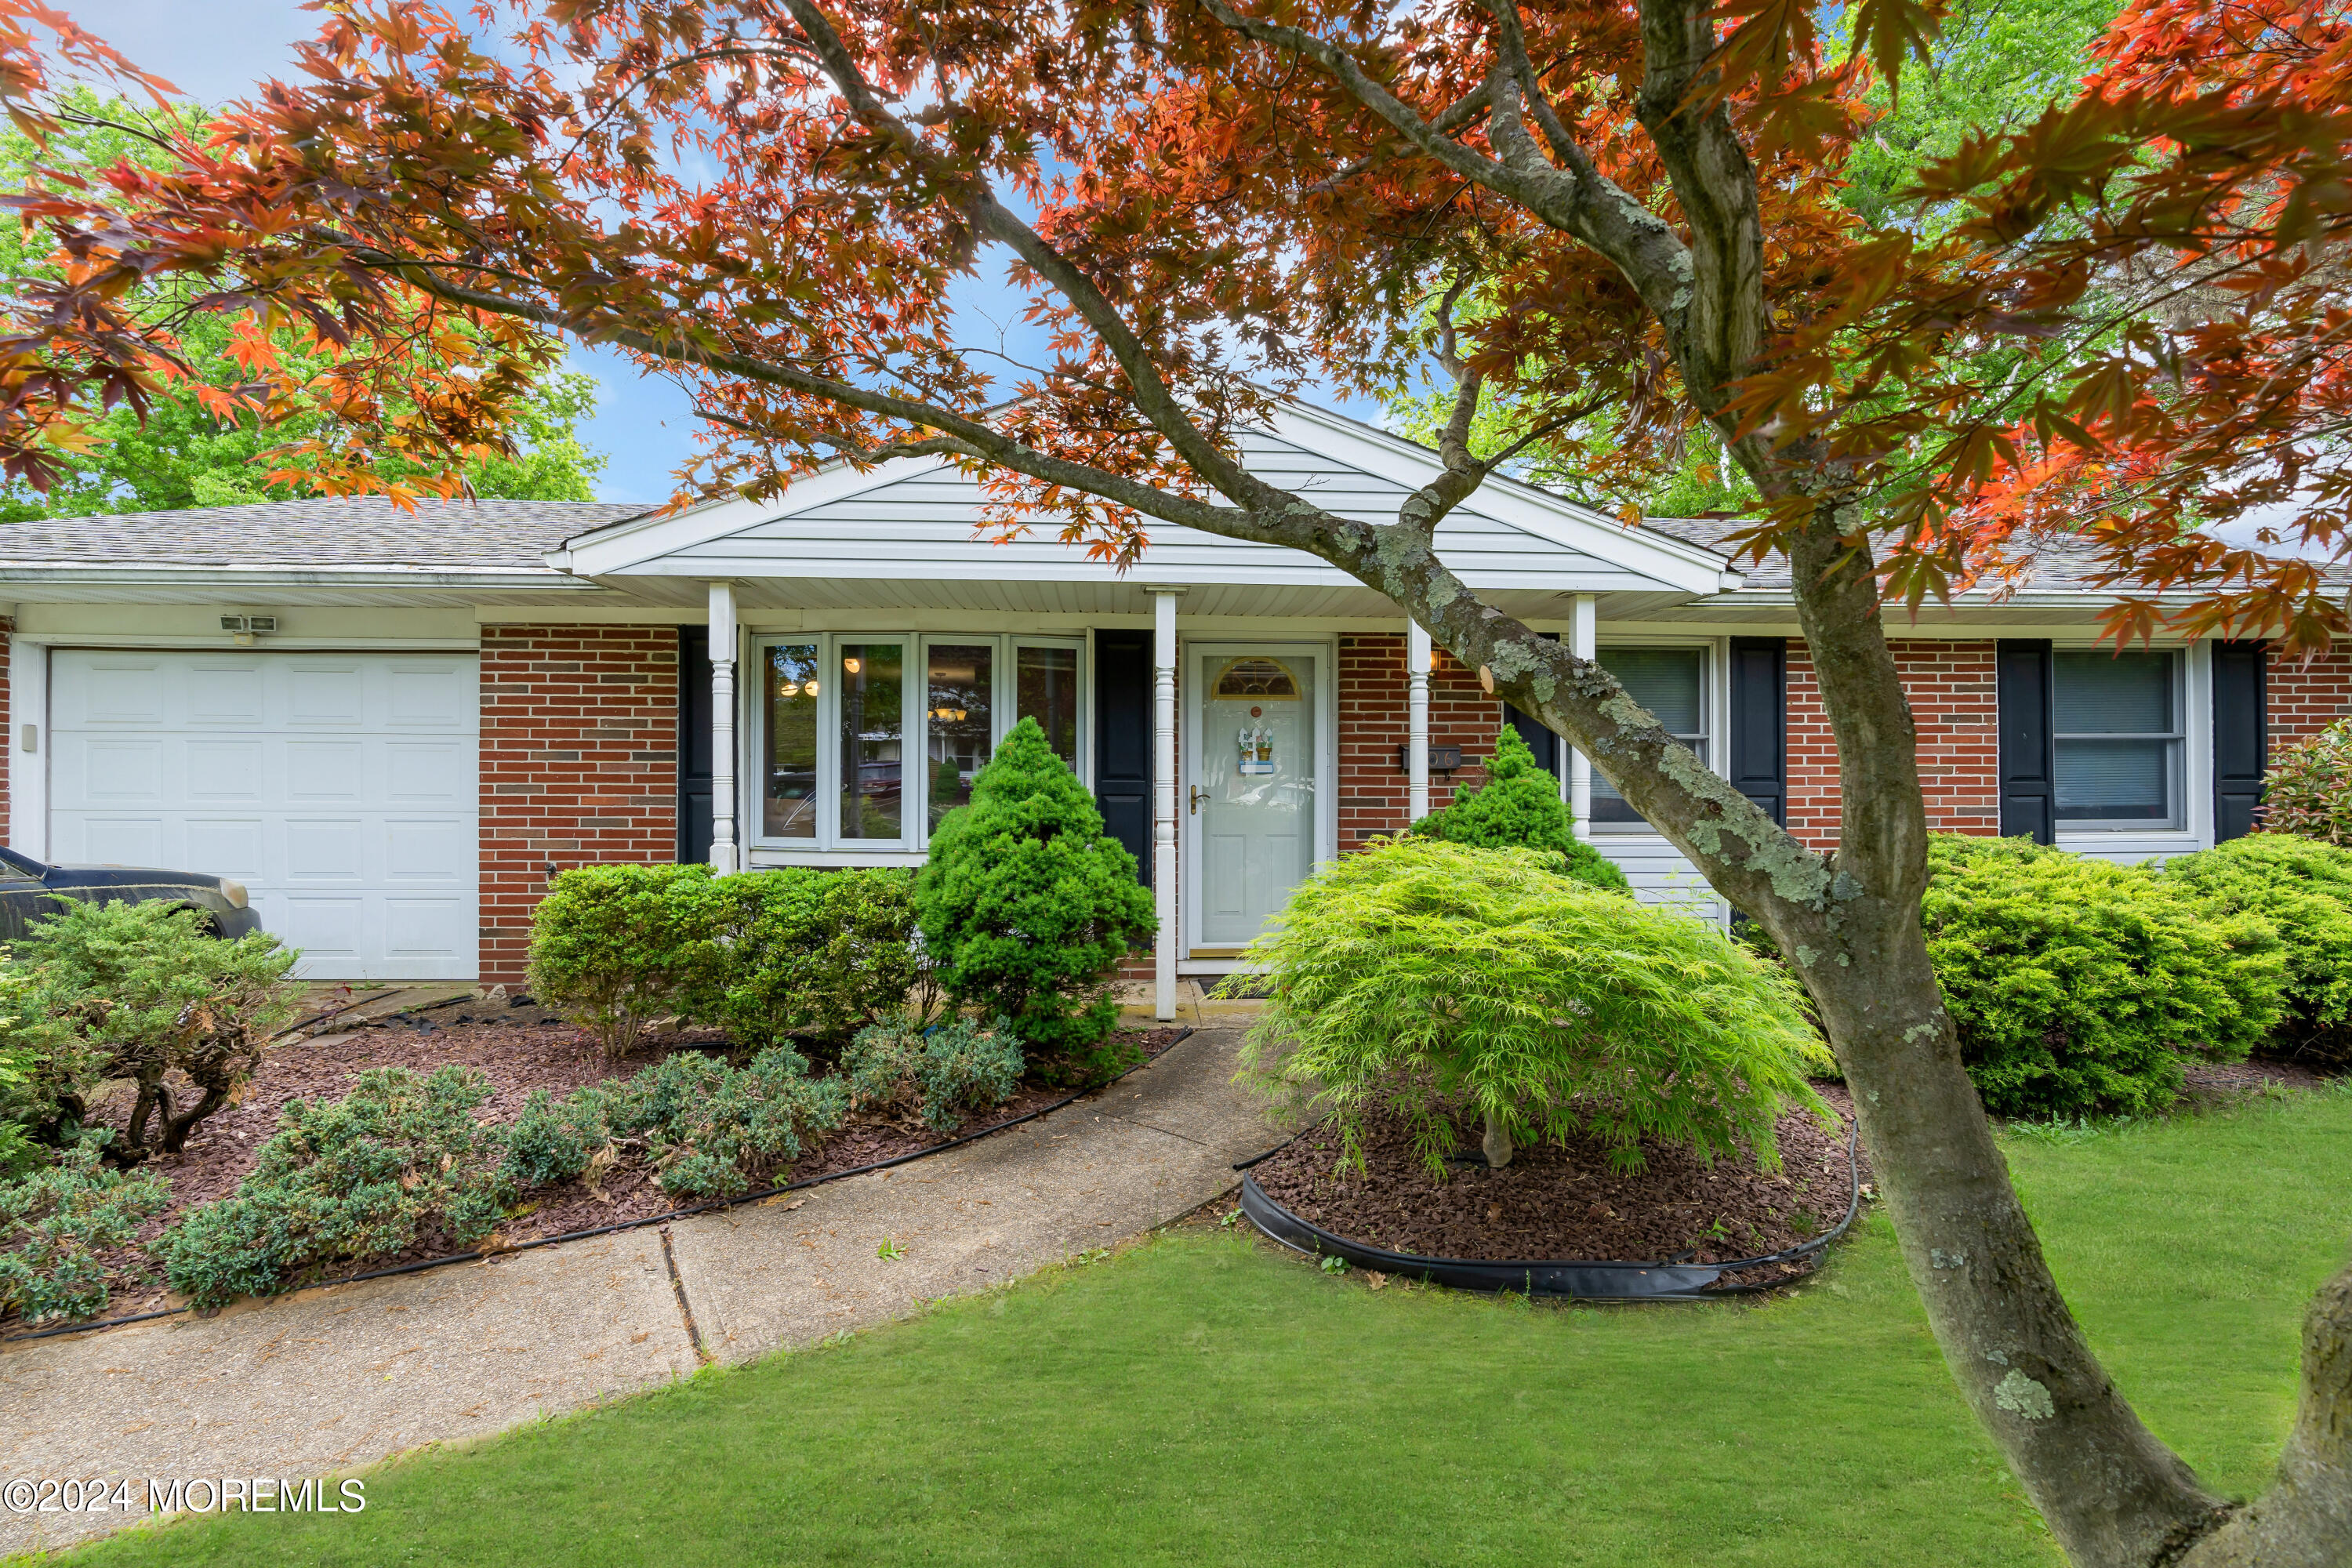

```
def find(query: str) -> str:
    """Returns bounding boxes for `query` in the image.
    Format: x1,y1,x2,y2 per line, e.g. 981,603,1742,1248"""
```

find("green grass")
50,1088,2352,1568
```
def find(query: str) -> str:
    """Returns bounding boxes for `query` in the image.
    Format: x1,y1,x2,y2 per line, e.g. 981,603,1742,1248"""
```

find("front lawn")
51,1087,2352,1568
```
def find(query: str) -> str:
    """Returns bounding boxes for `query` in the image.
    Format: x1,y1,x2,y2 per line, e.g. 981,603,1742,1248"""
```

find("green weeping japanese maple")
913,719,1155,1071
1237,837,1827,1176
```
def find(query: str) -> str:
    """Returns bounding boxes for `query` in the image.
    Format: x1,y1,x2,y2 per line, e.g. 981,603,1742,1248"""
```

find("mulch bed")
13,1004,1181,1332
2181,1054,2336,1101
1249,1087,1863,1276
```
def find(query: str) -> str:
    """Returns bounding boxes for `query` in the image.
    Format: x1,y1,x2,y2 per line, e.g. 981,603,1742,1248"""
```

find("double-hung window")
757,633,1086,851
2053,650,2183,828
1588,646,1711,827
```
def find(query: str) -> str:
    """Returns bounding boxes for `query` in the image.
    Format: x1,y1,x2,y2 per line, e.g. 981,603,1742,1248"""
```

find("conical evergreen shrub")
1411,724,1629,891
915,717,1156,1069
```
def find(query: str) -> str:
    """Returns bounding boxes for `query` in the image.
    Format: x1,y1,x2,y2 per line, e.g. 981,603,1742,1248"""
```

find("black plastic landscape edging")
4,1025,1196,1345
1239,1118,1862,1302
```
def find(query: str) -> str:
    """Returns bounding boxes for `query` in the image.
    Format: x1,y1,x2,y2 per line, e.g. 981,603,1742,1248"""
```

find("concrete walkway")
0,1027,1283,1554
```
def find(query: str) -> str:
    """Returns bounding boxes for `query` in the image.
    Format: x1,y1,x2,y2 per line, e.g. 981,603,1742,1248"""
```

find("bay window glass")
837,642,906,841
1590,647,1708,826
1016,644,1081,767
925,641,994,830
2054,651,2180,825
764,643,819,839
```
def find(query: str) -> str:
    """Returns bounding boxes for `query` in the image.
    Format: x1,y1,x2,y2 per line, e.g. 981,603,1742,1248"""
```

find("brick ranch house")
0,398,2341,1020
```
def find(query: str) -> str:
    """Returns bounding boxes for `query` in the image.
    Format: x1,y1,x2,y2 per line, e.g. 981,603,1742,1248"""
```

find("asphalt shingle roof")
0,498,648,571
1639,514,2145,596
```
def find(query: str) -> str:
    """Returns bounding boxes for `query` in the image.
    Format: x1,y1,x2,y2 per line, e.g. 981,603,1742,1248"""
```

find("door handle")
1189,785,1204,815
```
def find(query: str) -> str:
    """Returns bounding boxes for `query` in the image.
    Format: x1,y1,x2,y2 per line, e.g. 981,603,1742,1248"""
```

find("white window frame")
750,630,1091,857
2051,646,2187,833
1586,638,1722,833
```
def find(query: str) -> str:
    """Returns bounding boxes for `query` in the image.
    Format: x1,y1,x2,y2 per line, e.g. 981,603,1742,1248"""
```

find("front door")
1184,644,1327,958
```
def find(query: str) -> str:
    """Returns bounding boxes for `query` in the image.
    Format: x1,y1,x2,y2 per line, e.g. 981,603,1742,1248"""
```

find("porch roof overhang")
551,401,1744,620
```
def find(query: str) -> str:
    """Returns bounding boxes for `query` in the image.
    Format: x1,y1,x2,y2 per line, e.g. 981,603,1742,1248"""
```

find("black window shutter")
1728,636,1788,826
677,626,714,864
1502,631,1563,775
2212,638,2269,842
1093,630,1154,885
1997,639,2056,844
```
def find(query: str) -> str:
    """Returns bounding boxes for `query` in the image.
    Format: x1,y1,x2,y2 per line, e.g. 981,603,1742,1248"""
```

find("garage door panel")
278,896,365,959
387,664,472,727
185,739,264,802
183,662,266,726
383,818,469,881
46,651,479,982
70,738,166,804
285,740,366,803
384,740,472,804
183,818,266,877
286,664,365,727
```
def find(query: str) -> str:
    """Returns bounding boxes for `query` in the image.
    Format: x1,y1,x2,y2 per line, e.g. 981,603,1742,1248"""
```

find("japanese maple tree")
2,0,2350,1562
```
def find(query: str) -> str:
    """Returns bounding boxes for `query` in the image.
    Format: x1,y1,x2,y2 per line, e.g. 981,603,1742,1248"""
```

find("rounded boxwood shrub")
527,864,732,1058
1410,724,1629,893
2257,716,2352,845
1922,835,2284,1117
2157,835,2352,1066
717,867,922,1051
914,718,1155,1073
1236,837,1826,1176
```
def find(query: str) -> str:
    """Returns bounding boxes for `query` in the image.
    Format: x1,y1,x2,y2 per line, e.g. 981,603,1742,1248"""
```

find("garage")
45,650,480,982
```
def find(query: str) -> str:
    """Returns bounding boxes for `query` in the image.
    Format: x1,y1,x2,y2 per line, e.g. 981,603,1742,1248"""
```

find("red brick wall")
1336,633,1504,845
479,625,680,986
2267,646,2352,750
1784,638,1999,848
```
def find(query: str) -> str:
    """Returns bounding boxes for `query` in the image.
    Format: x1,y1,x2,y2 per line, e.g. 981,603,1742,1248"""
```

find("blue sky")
61,0,1387,504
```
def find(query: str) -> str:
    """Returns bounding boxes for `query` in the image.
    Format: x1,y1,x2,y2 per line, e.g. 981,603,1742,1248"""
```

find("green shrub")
611,1047,848,1200
915,717,1156,1073
2158,836,2352,1066
717,867,924,1051
0,1135,169,1324
2258,716,2352,845
1410,724,1630,893
527,864,732,1058
1236,837,1827,1177
1922,835,2283,1118
160,1066,512,1308
17,898,299,1161
844,1016,1024,1131
495,1086,617,1189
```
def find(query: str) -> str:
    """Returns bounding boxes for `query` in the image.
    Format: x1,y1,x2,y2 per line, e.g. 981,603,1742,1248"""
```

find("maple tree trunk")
1758,510,2234,1566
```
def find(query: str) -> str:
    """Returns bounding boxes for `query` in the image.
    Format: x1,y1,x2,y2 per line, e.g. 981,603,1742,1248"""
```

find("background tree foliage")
0,90,605,515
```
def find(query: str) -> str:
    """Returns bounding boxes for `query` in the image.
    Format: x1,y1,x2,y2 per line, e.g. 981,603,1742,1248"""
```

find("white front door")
1183,643,1330,957
46,650,480,982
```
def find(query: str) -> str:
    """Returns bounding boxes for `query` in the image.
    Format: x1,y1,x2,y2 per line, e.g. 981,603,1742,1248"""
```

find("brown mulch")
16,1011,1181,1331
1250,1087,1863,1274
2180,1054,2337,1101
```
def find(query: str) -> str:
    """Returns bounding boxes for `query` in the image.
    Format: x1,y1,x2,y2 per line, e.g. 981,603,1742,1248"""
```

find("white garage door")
48,651,479,981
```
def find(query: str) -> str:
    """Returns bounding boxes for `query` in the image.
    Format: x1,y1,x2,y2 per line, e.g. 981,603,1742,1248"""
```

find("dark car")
0,845,263,944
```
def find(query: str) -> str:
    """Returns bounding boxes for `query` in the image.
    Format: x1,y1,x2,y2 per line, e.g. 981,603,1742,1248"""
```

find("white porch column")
1148,587,1185,1021
1568,592,1595,839
1406,618,1432,822
706,580,740,875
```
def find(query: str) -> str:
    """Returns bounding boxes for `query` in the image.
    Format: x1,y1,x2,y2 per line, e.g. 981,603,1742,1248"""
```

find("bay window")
755,631,1086,851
